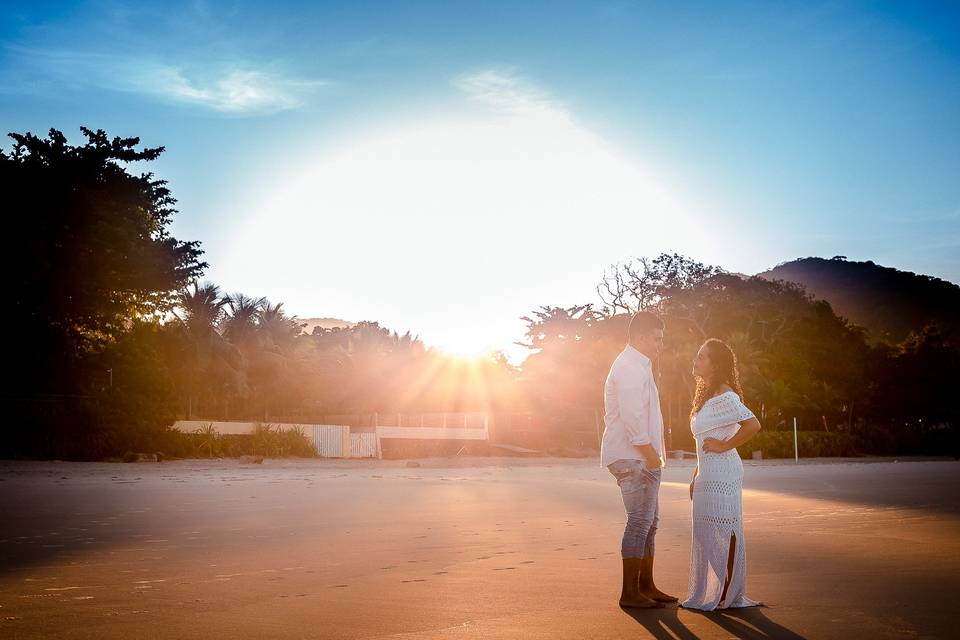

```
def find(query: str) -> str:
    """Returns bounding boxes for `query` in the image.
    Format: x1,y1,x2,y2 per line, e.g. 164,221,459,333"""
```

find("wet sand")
1,457,958,639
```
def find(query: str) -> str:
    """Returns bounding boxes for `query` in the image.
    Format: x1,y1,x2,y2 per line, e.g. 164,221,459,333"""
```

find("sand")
1,456,958,639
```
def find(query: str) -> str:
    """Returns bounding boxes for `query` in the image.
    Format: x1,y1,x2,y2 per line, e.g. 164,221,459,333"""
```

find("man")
602,311,677,608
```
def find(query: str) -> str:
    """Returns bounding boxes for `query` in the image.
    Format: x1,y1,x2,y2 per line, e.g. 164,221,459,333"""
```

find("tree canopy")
2,127,206,393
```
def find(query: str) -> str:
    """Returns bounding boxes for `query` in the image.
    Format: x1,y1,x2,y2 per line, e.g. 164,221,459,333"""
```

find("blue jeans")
608,459,661,559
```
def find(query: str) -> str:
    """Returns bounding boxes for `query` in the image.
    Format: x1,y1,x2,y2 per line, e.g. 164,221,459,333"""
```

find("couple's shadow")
623,604,806,640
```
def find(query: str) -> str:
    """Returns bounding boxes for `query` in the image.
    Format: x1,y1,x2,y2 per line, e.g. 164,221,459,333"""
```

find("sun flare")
226,80,704,357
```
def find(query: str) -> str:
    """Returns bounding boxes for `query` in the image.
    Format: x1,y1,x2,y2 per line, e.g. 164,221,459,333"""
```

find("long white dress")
682,391,761,611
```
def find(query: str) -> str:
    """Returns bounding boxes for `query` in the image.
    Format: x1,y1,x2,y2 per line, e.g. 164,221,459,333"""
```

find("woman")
681,338,763,611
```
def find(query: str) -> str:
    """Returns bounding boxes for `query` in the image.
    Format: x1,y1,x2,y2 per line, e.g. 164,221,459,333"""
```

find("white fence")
350,432,379,458
311,425,350,457
173,413,488,458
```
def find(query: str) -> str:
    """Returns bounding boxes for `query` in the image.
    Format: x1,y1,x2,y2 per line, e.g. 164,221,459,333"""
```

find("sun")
225,93,704,358
434,341,495,361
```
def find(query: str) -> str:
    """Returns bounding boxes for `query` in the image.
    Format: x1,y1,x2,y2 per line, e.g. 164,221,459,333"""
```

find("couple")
602,311,763,611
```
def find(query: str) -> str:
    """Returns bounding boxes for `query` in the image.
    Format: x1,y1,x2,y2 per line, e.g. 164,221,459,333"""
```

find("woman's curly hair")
691,338,745,418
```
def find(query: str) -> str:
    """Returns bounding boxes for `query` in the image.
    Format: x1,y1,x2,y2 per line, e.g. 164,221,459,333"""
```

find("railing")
375,412,487,429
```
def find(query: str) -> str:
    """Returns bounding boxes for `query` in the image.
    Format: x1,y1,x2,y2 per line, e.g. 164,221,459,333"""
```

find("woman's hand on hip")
701,438,728,454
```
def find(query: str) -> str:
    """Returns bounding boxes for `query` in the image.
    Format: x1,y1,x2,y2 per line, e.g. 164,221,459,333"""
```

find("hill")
759,257,960,344
298,317,356,335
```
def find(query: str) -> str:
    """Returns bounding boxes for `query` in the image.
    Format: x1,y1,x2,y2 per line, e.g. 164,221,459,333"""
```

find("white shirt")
600,345,666,468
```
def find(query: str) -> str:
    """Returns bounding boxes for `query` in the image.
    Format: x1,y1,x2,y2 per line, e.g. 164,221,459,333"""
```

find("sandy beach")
1,457,958,639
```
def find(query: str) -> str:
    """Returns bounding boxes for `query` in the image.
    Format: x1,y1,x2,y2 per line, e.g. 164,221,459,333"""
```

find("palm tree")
251,300,309,419
173,282,244,418
258,301,304,352
176,282,227,333
222,293,266,347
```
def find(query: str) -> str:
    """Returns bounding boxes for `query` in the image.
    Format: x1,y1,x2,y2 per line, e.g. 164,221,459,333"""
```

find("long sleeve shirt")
600,345,666,468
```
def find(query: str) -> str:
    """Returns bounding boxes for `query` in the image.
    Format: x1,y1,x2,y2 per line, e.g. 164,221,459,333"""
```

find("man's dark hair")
628,311,664,341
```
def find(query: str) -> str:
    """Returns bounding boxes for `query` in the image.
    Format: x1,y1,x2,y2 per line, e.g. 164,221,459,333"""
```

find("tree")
598,253,723,315
172,282,243,418
1,127,206,394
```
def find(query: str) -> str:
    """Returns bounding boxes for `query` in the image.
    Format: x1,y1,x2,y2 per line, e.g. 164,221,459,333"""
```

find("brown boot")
638,556,678,603
619,558,664,608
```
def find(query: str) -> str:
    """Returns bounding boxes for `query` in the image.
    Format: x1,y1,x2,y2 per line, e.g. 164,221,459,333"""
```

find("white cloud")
137,65,326,113
454,69,573,127
3,44,325,115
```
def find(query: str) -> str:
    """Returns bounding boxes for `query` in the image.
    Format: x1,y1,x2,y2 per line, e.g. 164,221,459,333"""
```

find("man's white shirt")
600,345,666,468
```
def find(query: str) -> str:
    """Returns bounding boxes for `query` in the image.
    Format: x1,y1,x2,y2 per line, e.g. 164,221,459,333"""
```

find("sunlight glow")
225,73,706,357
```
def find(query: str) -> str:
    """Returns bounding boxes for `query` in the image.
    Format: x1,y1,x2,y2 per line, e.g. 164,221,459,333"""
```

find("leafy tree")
1,127,206,394
598,253,723,314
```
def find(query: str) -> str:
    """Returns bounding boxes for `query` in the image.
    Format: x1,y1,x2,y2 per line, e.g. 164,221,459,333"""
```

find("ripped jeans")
608,459,661,559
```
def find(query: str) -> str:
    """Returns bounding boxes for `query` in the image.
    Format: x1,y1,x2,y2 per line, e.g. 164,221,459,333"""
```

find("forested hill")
760,257,960,344
299,317,355,334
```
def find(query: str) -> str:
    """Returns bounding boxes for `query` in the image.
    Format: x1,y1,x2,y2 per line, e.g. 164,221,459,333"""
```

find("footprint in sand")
401,579,426,583
519,561,535,564
476,556,490,560
493,567,516,571
333,584,349,588
553,547,565,551
433,571,448,575
380,566,395,570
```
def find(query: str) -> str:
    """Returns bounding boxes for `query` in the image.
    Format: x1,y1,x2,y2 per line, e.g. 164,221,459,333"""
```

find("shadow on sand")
624,605,806,640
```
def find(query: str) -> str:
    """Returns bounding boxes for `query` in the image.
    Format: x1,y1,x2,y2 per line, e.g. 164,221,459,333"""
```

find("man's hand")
701,438,728,454
635,443,663,470
689,479,695,501
645,454,664,469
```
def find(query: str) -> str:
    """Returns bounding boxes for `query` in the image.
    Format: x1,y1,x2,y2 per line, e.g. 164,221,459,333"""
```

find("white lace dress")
682,391,761,611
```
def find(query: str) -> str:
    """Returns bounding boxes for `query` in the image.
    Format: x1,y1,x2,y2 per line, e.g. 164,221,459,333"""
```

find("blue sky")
2,1,959,355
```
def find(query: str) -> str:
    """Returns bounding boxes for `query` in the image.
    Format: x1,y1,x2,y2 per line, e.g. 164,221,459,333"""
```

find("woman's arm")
702,417,762,453
689,464,699,500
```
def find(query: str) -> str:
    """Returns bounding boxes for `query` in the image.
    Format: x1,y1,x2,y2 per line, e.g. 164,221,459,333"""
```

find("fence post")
793,417,799,463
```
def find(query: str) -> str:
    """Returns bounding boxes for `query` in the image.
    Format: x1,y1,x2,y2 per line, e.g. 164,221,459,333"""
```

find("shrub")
736,431,865,459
